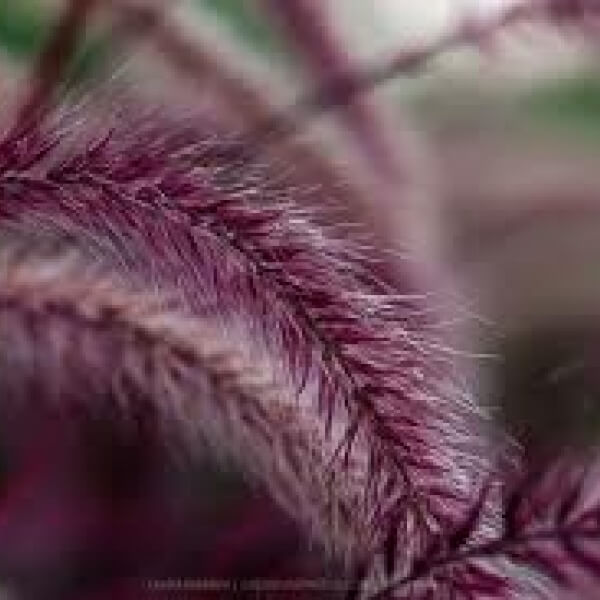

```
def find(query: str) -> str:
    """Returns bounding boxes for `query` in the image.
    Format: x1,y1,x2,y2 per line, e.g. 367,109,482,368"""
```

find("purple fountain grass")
0,104,486,584
0,230,367,568
2,0,600,598
254,0,600,127
547,0,600,21
258,0,409,183
369,455,600,599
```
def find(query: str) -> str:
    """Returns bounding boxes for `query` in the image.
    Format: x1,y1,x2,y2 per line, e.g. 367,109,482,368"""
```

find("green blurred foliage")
0,0,46,59
521,71,600,139
66,34,109,84
195,0,286,59
0,0,287,81
0,0,108,84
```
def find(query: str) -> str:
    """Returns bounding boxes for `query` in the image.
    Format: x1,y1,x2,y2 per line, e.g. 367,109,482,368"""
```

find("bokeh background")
2,1,600,597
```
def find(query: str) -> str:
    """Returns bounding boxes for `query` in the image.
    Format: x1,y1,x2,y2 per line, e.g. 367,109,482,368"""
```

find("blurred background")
2,0,600,597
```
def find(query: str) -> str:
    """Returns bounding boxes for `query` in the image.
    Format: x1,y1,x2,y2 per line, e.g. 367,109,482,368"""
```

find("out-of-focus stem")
13,0,100,134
